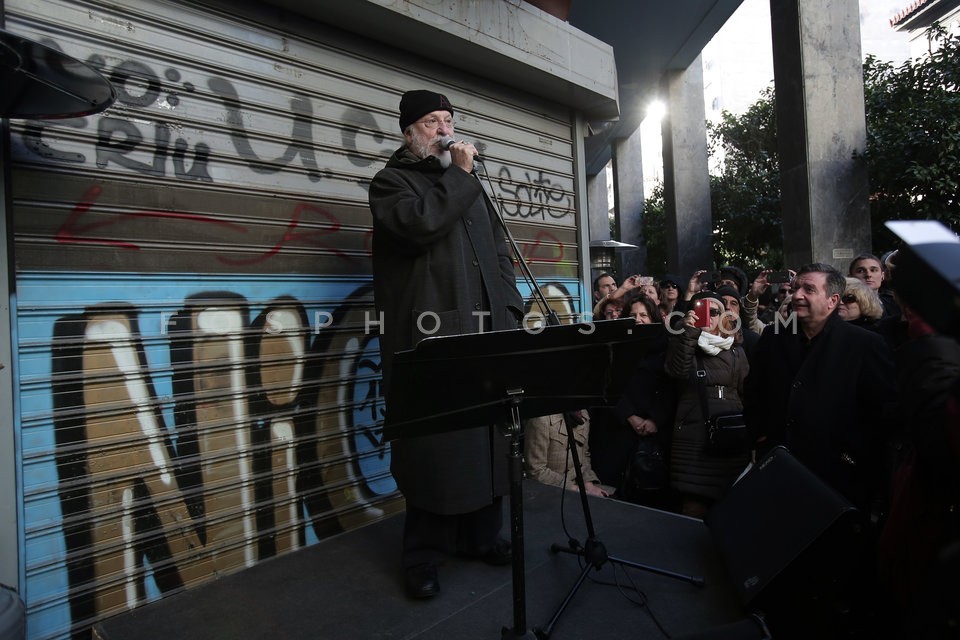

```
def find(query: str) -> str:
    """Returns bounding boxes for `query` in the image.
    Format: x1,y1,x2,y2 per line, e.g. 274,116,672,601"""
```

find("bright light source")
646,100,666,121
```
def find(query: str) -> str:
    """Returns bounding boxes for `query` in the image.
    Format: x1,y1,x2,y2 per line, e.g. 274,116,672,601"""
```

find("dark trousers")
402,497,504,568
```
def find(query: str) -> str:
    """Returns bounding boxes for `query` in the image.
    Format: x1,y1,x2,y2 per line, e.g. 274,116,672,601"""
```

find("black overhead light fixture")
0,28,116,119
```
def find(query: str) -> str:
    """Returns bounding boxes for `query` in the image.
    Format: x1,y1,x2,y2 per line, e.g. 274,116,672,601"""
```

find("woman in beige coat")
524,412,615,497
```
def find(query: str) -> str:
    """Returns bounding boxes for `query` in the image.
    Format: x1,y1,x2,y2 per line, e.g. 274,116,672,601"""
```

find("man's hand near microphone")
439,136,481,174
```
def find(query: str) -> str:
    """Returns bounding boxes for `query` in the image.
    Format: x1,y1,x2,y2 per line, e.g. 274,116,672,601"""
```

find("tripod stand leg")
534,560,595,639
607,554,705,587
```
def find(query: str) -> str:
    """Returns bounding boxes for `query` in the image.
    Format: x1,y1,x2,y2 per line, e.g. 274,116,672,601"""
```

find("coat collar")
386,145,445,172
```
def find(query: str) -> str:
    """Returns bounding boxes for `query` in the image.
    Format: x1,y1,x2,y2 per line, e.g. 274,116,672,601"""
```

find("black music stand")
383,319,698,638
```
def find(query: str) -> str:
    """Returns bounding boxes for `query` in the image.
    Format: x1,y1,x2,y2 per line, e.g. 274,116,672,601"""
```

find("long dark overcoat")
665,325,750,499
368,146,523,514
743,312,897,508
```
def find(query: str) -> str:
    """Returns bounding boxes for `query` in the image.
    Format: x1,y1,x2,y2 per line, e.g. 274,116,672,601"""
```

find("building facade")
0,1,615,637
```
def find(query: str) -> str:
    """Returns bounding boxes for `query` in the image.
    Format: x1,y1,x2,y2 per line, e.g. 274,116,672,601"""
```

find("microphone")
439,136,484,163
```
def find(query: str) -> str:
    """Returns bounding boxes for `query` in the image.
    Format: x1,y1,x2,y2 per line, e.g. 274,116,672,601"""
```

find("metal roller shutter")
4,0,586,637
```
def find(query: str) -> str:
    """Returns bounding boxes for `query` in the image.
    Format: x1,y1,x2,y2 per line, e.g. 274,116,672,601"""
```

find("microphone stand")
474,163,558,327
474,162,558,640
475,164,704,640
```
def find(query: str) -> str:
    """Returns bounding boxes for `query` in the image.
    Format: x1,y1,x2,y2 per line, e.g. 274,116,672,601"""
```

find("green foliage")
641,25,960,270
859,26,960,248
706,87,783,272
641,87,783,274
642,182,668,275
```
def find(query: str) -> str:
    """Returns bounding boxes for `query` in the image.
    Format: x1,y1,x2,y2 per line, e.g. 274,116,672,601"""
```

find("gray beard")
410,137,451,168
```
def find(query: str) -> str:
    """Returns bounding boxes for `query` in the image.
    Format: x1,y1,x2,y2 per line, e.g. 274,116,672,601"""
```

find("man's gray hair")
797,263,846,299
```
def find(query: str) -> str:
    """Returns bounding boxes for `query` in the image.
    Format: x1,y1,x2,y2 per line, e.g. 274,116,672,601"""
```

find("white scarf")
698,330,734,356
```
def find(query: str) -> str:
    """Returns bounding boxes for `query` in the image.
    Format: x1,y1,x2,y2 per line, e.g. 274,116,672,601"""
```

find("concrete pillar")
661,53,713,279
612,125,646,277
586,166,610,244
585,168,614,284
770,0,871,270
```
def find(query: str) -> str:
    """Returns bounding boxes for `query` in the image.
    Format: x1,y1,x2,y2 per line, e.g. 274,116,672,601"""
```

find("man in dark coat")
368,89,524,599
744,263,897,510
743,263,898,635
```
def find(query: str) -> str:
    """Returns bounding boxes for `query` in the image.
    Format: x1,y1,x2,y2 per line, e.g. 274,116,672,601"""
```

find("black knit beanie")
717,266,748,294
398,90,454,131
713,285,741,301
691,290,726,308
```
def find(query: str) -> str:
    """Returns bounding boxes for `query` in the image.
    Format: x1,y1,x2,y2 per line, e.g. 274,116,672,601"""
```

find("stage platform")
94,482,750,640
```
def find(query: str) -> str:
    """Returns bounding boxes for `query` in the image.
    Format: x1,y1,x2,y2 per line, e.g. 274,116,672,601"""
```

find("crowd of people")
539,254,957,637
371,87,956,639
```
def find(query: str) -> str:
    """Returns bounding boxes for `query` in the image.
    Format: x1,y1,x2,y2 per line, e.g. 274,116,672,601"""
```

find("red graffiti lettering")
56,186,353,265
521,230,565,264
57,185,247,250
216,202,351,266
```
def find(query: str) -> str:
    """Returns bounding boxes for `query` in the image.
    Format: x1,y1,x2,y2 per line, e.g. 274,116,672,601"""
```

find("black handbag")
620,434,667,502
694,352,750,456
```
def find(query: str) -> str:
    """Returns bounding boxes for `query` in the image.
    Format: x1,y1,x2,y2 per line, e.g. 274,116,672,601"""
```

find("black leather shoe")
404,563,440,599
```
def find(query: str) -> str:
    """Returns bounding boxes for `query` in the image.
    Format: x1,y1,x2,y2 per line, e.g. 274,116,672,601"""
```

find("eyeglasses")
416,116,454,129
841,294,859,304
661,283,679,289
708,308,722,317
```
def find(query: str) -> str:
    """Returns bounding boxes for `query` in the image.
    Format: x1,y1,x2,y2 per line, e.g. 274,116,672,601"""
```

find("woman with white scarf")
664,290,750,518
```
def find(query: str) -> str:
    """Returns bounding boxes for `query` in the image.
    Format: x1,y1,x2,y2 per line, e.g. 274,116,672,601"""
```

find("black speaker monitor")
705,447,862,611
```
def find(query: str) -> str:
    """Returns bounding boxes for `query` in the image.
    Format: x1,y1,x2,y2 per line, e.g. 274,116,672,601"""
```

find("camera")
767,271,791,284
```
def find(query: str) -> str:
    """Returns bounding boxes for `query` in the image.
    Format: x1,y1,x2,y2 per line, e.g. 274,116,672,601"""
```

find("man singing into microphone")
368,89,524,599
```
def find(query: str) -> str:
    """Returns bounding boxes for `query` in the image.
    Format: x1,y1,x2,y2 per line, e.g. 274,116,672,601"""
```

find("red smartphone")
693,299,711,328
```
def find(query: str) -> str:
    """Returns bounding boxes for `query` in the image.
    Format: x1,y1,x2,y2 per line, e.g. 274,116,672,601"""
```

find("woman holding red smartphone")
664,291,750,517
